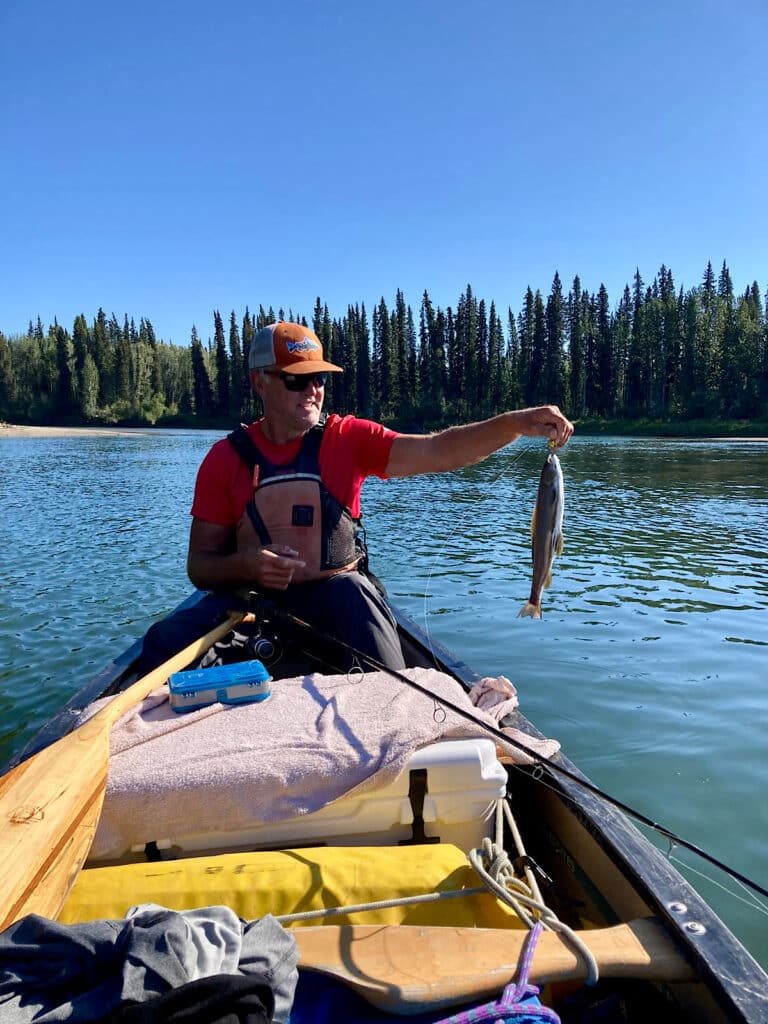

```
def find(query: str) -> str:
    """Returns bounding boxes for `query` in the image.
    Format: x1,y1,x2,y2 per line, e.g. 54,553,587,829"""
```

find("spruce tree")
658,266,680,417
81,353,99,420
190,326,214,417
529,291,547,406
355,303,372,417
477,298,489,414
505,309,521,409
140,318,162,397
72,314,90,413
582,290,598,415
92,308,113,405
567,277,585,418
312,297,323,336
213,311,229,417
486,301,503,414
343,310,359,413
115,331,132,403
699,261,723,414
372,298,394,421
406,305,418,422
39,325,57,401
625,270,647,415
679,289,703,417
419,291,445,422
394,291,408,415
228,312,245,420
594,285,613,416
542,273,566,409
702,260,716,298
718,260,734,303
459,285,479,419
317,304,334,409
53,325,76,418
241,308,256,420
0,333,18,411
518,288,535,406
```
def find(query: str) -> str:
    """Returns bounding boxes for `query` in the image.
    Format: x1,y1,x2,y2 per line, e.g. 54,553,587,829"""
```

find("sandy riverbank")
0,423,152,438
3,421,767,442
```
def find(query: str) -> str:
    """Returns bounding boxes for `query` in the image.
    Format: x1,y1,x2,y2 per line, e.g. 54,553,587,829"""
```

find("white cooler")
138,738,508,858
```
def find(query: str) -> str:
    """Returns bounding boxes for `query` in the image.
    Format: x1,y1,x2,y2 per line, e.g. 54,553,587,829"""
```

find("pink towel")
82,668,559,858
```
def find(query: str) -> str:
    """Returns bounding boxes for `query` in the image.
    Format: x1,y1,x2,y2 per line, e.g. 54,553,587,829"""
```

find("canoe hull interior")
1,591,766,1023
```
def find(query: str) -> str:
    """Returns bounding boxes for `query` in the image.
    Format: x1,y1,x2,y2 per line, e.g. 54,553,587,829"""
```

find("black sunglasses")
264,370,328,392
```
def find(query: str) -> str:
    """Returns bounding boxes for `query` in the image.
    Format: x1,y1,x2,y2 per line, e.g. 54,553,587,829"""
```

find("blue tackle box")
168,659,271,713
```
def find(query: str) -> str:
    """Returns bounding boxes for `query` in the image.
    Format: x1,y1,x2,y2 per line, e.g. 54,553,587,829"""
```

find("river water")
1,430,766,967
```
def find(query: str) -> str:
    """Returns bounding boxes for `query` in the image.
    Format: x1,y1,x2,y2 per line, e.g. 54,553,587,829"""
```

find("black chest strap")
225,419,383,592
227,421,326,479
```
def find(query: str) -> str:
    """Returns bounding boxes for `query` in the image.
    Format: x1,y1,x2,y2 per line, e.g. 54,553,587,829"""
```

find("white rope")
275,886,488,924
469,807,600,985
497,798,543,905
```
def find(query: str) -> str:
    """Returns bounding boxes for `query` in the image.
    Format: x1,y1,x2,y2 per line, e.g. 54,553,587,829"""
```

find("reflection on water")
1,433,767,965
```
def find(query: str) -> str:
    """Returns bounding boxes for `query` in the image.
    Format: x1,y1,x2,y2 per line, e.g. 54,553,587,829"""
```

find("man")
140,321,573,673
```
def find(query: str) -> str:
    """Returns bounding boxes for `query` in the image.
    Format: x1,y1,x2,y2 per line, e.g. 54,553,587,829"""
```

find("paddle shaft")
0,610,248,930
294,918,696,1015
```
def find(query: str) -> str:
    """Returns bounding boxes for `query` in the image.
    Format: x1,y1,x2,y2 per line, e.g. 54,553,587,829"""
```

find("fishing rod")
244,597,768,903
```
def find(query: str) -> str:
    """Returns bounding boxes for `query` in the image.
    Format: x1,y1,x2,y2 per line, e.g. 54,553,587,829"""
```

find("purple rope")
435,923,561,1023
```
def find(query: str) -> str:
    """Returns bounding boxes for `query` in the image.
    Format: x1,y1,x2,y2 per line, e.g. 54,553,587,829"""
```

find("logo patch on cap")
286,337,321,354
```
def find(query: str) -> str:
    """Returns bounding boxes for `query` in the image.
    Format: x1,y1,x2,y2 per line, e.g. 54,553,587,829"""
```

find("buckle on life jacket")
292,505,314,527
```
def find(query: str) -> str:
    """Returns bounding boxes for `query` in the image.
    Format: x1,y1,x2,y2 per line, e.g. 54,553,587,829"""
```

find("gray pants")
139,573,405,676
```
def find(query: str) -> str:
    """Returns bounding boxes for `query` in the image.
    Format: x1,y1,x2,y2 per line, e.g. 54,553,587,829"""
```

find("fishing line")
418,440,536,669
251,600,768,903
666,852,768,918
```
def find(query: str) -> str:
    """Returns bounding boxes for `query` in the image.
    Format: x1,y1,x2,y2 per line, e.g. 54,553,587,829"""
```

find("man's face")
253,368,326,439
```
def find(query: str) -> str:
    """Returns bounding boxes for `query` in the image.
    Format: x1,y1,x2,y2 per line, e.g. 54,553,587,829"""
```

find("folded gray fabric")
0,905,298,1023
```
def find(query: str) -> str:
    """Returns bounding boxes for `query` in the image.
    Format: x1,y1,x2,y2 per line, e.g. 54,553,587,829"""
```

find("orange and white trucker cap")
248,322,343,374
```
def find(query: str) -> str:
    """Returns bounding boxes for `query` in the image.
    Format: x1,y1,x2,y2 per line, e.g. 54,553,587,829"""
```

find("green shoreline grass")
572,417,768,438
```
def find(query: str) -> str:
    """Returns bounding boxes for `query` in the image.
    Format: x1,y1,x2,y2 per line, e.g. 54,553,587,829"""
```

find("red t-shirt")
191,414,399,527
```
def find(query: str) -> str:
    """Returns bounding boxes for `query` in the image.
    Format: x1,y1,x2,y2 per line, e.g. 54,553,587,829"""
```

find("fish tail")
519,601,542,619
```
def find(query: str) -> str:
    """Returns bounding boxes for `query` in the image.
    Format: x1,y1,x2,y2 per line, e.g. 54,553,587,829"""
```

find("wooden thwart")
294,918,697,1015
0,611,249,931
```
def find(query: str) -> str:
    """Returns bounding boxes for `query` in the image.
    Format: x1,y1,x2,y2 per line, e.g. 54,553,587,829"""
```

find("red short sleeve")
190,438,253,527
190,415,398,526
318,415,398,517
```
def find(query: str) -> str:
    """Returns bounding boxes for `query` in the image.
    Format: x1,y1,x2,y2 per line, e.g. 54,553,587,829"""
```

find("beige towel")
82,668,559,858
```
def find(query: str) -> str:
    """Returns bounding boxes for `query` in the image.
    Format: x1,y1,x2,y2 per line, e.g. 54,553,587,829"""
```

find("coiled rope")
276,796,599,986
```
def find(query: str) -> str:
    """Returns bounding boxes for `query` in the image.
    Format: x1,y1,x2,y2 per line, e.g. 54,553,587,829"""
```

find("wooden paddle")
0,610,248,931
293,918,696,1015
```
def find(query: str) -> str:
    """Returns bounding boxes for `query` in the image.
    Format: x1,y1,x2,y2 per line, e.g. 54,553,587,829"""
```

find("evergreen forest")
1,261,766,434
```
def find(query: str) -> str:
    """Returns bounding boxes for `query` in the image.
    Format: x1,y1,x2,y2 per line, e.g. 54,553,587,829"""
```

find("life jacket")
227,421,365,584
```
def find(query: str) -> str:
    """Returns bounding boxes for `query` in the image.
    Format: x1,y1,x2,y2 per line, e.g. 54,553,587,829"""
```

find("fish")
519,450,564,618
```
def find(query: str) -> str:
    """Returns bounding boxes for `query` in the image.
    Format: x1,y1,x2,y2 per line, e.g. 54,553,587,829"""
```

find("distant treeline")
1,261,766,431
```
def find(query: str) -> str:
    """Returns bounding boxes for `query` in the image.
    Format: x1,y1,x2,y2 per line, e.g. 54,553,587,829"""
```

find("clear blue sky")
2,0,766,346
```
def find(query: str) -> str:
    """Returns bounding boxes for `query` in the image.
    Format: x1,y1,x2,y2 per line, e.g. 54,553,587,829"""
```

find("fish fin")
519,601,542,619
555,532,564,556
530,507,537,540
543,570,552,590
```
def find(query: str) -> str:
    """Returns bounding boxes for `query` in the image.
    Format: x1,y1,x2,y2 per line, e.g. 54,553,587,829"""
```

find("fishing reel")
245,629,283,668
